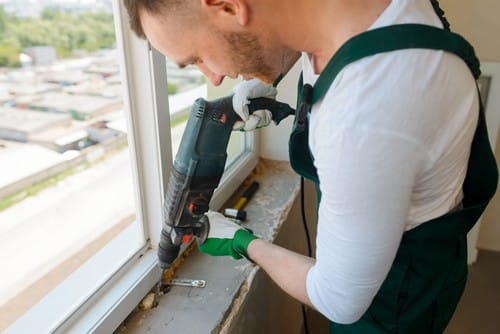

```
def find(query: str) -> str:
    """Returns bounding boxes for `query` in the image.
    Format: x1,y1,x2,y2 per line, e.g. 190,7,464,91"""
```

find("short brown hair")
123,0,183,39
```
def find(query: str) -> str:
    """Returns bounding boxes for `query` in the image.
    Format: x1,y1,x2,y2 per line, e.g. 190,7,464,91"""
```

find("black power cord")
300,177,313,256
300,176,313,334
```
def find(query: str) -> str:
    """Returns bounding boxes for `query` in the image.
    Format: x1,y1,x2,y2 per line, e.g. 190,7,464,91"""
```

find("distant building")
26,116,96,153
18,92,122,120
84,63,120,78
4,82,60,96
86,120,121,143
100,109,128,134
0,107,71,142
51,129,91,152
43,70,95,86
105,74,122,85
64,79,122,99
0,87,13,105
22,46,57,66
29,115,127,153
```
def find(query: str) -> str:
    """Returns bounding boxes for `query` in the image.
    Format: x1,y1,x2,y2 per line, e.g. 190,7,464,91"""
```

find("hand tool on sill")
154,94,294,299
166,278,206,288
223,181,260,221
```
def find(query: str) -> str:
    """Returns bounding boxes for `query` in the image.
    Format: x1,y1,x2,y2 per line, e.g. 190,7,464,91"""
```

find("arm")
247,239,315,307
250,126,426,323
200,127,426,323
202,114,425,323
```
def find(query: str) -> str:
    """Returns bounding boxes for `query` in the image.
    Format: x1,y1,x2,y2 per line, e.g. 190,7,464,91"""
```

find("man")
124,0,498,332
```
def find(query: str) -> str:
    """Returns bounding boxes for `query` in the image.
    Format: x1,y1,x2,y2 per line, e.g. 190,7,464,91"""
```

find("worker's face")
139,9,279,85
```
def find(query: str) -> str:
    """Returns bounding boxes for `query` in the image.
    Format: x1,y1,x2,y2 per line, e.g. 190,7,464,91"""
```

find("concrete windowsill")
117,159,304,333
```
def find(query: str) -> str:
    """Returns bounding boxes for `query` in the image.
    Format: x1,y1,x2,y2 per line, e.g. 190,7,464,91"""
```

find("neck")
261,0,391,73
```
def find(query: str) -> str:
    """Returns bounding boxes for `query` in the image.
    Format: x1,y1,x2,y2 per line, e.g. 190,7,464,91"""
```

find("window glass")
0,1,143,329
166,62,246,166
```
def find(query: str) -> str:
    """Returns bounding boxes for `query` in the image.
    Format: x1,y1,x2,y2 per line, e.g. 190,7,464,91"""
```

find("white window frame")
4,1,258,332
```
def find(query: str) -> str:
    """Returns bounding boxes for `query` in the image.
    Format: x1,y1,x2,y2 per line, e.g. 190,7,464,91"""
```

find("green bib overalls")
288,3,498,333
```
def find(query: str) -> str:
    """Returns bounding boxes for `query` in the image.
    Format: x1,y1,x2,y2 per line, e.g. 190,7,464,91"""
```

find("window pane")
166,62,247,166
0,2,144,329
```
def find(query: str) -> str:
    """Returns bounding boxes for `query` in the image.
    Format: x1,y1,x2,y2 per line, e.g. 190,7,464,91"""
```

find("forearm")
247,238,315,307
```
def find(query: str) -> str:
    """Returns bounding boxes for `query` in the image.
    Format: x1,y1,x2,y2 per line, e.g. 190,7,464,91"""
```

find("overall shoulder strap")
308,24,480,104
294,22,498,230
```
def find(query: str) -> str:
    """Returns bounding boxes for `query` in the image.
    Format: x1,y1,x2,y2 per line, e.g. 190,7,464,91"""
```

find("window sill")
116,159,303,333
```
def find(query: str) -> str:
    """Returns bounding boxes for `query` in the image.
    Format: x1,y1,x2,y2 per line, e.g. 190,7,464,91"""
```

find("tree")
41,8,62,21
0,5,8,34
0,8,116,67
0,44,21,67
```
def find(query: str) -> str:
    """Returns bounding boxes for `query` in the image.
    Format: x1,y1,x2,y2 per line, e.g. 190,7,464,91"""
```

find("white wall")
440,0,500,253
260,61,301,161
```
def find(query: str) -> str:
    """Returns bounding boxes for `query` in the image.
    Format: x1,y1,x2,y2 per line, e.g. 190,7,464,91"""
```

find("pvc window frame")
4,1,258,332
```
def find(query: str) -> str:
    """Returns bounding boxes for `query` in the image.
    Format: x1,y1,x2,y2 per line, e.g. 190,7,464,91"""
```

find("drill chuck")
157,228,181,270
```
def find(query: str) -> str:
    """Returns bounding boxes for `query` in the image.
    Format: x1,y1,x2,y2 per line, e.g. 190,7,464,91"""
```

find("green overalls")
288,3,499,333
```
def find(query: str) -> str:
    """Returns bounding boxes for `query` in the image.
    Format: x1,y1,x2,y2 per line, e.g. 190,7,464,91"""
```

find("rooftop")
0,107,71,134
20,92,122,117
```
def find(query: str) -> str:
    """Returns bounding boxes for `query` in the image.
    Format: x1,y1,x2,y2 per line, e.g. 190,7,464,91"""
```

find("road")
0,149,136,306
0,118,189,310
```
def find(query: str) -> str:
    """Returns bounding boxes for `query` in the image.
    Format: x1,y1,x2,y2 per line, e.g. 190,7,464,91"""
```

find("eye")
178,58,202,69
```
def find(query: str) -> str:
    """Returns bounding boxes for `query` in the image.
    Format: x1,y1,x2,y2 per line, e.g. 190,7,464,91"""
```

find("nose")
205,71,225,86
197,64,224,86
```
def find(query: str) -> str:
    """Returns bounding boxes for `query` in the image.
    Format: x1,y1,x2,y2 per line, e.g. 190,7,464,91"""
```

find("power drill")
157,95,294,272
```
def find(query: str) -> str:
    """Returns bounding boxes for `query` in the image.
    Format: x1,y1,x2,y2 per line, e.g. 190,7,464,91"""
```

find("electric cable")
301,177,312,257
300,176,312,334
301,304,310,334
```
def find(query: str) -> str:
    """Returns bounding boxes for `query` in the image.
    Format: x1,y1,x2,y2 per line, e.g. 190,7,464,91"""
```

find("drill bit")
152,269,165,306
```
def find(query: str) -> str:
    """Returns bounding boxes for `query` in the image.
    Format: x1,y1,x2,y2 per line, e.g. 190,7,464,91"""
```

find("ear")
201,0,249,27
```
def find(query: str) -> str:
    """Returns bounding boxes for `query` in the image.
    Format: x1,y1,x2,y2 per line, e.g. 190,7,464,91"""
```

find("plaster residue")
250,159,301,241
215,160,301,332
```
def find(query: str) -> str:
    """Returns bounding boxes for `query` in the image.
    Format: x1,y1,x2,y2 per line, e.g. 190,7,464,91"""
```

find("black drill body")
157,95,294,270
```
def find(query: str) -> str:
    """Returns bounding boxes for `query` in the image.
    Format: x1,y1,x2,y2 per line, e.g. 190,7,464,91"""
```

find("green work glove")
198,211,258,260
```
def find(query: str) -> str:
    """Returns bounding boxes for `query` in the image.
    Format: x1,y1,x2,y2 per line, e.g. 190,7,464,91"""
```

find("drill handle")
248,97,295,126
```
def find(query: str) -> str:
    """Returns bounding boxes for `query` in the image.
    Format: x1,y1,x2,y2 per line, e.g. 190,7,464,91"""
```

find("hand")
232,79,277,131
198,211,258,259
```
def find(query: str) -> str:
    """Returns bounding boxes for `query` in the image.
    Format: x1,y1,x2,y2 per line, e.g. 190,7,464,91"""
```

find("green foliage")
0,44,21,67
0,6,115,67
41,8,63,20
168,83,179,95
0,6,7,33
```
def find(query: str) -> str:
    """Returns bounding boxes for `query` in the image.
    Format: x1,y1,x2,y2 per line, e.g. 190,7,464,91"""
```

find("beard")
222,31,276,83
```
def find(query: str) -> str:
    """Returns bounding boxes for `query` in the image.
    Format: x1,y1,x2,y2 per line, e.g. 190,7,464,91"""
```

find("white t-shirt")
304,0,479,324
